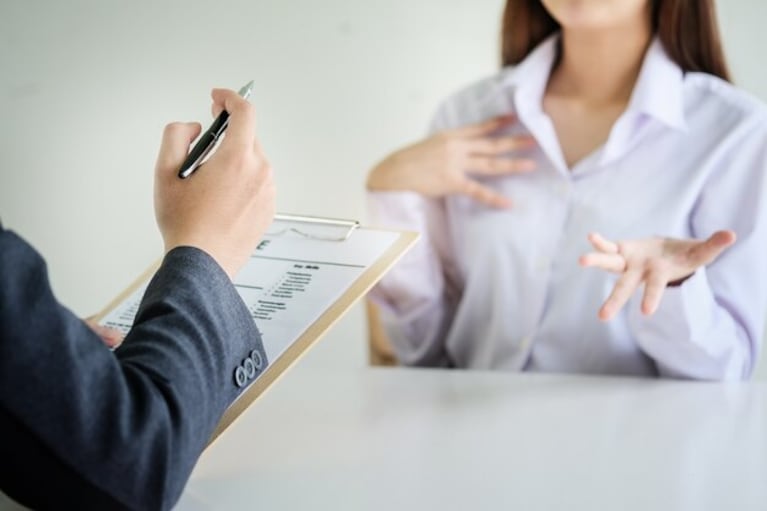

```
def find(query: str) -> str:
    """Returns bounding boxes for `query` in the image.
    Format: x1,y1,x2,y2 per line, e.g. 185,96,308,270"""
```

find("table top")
177,367,767,511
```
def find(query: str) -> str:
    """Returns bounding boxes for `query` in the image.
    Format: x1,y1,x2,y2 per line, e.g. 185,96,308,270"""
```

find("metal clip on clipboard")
266,213,360,242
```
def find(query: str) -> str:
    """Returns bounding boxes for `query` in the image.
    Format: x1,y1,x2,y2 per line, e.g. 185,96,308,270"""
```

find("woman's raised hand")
366,115,536,208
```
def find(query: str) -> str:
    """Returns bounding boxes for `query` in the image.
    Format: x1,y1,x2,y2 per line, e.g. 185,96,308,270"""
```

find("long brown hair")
500,0,731,82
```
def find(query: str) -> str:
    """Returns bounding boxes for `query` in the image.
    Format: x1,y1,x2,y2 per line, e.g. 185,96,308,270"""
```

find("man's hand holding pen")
154,87,276,279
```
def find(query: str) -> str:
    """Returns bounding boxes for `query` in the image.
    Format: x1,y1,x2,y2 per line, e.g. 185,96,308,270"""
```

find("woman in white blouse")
366,0,767,380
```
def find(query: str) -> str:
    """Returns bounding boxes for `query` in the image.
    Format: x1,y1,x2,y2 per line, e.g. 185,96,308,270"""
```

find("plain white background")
1,0,765,379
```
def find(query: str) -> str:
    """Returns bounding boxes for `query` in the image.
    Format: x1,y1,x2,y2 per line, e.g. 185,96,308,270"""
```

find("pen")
178,80,255,178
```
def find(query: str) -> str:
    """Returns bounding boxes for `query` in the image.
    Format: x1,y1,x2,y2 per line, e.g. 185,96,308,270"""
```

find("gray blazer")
0,227,267,510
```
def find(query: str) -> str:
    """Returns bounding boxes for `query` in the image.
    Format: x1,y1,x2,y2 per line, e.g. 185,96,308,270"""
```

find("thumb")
155,122,202,177
688,229,737,266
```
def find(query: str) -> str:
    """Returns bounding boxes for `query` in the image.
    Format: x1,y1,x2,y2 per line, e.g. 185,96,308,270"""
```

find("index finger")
211,88,257,149
599,269,643,321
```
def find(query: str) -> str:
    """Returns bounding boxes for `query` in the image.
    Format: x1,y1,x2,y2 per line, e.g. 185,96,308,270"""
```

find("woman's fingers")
585,230,735,321
599,269,643,321
641,268,669,315
466,156,536,175
588,232,620,254
468,135,536,156
685,230,736,267
459,178,512,209
578,252,626,273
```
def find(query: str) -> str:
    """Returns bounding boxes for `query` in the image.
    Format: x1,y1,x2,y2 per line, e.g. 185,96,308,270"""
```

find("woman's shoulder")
433,68,518,129
442,68,514,105
683,72,767,127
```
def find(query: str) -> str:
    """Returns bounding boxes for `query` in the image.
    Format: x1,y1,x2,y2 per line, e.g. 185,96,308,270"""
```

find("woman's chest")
542,95,628,169
444,148,708,284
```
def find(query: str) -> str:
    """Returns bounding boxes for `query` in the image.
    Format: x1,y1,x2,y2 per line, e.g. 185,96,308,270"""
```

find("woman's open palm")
579,230,737,321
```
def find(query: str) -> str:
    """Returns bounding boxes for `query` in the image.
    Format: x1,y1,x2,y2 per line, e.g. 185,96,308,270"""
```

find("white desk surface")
177,367,767,511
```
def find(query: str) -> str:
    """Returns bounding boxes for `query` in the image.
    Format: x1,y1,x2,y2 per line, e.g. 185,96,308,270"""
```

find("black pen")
178,80,254,179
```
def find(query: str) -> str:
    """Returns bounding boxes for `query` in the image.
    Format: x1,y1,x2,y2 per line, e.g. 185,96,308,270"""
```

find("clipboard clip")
267,213,360,242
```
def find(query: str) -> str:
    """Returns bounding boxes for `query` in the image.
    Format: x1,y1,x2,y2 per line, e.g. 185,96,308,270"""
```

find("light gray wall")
1,0,765,379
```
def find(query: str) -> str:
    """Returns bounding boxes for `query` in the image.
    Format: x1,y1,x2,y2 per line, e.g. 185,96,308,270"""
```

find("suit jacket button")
251,349,264,370
234,365,247,388
243,357,256,379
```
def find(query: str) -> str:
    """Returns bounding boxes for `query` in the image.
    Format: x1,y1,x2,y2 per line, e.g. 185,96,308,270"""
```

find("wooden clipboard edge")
207,228,419,445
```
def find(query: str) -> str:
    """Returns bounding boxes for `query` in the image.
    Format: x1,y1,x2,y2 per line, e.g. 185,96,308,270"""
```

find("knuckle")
163,122,184,136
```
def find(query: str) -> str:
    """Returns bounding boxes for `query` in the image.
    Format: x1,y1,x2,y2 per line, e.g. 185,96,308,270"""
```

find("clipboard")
96,213,418,445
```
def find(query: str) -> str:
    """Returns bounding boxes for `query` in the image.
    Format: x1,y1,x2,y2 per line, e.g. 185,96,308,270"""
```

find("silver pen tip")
239,80,254,99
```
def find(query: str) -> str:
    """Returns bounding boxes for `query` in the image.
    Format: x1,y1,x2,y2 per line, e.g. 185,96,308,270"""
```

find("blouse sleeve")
366,104,461,366
628,114,767,380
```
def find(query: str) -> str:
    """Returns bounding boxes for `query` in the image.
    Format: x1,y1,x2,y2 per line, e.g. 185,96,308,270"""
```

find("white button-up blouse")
368,36,767,380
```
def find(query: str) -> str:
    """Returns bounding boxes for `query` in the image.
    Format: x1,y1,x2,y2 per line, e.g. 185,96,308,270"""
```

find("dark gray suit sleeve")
0,228,267,510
